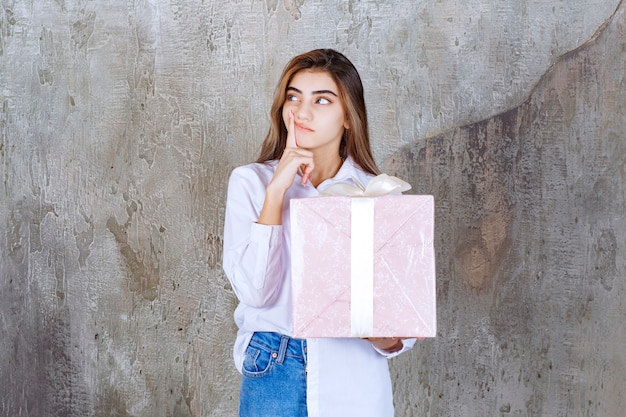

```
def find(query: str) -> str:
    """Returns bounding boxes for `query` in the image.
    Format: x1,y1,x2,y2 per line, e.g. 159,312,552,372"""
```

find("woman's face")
282,70,349,154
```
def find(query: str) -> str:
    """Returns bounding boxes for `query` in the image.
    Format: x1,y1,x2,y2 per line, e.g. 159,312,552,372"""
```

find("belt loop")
276,335,289,364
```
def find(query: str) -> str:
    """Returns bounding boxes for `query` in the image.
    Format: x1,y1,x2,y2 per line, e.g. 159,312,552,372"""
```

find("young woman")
222,49,416,417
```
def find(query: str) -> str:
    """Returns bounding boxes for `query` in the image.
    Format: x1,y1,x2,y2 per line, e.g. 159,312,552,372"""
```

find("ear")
344,119,350,130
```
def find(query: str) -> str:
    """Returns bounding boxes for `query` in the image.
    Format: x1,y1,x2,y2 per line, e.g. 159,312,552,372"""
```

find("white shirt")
222,156,415,417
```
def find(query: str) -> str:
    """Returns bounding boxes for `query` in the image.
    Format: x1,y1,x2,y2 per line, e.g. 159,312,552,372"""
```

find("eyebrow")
287,86,338,97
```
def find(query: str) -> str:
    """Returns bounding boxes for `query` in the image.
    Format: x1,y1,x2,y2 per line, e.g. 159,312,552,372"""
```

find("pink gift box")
290,194,436,338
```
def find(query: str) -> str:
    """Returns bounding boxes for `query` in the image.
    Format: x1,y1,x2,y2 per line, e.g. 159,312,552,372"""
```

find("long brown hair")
256,49,380,175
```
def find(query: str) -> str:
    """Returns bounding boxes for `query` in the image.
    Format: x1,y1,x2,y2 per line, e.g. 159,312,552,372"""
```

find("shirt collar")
316,156,373,193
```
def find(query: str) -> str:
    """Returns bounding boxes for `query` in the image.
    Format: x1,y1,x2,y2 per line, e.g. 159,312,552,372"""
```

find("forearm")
257,184,286,225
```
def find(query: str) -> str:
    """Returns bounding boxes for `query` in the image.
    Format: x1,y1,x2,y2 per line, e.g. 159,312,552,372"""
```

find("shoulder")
226,162,278,204
229,161,278,187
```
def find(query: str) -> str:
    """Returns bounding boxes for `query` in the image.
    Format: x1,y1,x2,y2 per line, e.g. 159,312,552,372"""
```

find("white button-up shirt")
223,156,415,417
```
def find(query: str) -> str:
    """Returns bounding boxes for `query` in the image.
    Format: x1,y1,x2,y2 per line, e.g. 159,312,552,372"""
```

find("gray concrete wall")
0,1,623,416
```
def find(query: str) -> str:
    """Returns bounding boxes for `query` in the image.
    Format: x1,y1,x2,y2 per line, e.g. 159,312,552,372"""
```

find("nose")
295,101,312,120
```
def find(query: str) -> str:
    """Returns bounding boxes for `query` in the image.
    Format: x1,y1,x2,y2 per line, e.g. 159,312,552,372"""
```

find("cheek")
332,113,348,131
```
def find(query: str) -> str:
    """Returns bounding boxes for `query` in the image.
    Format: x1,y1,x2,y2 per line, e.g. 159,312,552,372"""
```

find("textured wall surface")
386,4,625,415
0,1,624,416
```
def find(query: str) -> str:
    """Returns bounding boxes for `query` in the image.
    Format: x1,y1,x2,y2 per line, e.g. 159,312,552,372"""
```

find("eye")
316,97,331,105
286,94,298,102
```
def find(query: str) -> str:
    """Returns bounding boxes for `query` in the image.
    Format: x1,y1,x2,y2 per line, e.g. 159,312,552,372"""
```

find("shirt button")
271,352,278,359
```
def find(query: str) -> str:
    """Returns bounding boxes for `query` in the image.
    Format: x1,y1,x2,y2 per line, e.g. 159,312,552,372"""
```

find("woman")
223,49,416,417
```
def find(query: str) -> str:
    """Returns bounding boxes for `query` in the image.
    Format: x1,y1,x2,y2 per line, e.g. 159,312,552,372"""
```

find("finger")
301,158,314,185
286,109,298,149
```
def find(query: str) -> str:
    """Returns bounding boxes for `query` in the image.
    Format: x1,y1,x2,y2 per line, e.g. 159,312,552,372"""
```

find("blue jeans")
239,332,308,417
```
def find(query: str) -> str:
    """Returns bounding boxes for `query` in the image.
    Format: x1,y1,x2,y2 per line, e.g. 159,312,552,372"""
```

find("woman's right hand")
257,110,314,225
271,109,314,190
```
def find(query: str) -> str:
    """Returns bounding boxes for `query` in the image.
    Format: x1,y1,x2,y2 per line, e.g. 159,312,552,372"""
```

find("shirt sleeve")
371,338,417,359
222,166,286,308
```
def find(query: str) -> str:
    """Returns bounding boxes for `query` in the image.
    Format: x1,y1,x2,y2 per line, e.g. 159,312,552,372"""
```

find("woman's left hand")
364,337,405,352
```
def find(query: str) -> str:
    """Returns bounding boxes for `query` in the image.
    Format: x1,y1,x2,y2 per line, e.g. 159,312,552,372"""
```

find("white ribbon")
350,198,375,337
320,174,412,337
320,173,411,197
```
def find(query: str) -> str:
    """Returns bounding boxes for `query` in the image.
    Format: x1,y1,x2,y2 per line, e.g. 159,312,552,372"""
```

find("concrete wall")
1,1,624,416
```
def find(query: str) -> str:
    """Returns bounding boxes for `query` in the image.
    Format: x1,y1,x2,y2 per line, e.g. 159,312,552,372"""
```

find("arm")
258,109,313,225
222,167,285,307
223,111,313,307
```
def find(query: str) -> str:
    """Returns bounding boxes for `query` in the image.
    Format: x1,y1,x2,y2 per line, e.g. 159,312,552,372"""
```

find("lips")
295,122,314,132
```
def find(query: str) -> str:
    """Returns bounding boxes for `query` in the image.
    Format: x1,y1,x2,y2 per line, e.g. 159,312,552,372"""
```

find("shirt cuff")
372,338,416,358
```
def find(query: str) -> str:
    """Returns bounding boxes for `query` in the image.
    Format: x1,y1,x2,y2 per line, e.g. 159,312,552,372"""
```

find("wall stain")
74,209,95,268
1,4,17,58
266,0,280,14
70,12,95,49
7,198,58,263
7,208,26,264
456,209,515,291
38,27,55,85
283,0,304,20
590,229,617,291
207,233,223,270
106,200,161,301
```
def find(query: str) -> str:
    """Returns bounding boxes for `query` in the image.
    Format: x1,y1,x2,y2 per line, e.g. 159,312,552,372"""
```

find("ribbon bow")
320,173,412,197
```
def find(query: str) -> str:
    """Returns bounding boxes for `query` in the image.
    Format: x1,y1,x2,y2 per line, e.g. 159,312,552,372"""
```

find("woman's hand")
365,337,405,353
257,110,314,225
272,109,314,189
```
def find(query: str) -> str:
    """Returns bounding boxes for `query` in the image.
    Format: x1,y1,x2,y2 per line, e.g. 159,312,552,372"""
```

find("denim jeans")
239,332,308,417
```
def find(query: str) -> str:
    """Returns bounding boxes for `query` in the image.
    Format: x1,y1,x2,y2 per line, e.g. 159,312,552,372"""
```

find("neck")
309,153,343,188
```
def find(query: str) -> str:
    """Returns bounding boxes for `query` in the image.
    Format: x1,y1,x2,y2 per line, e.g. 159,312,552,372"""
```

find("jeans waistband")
249,332,307,365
